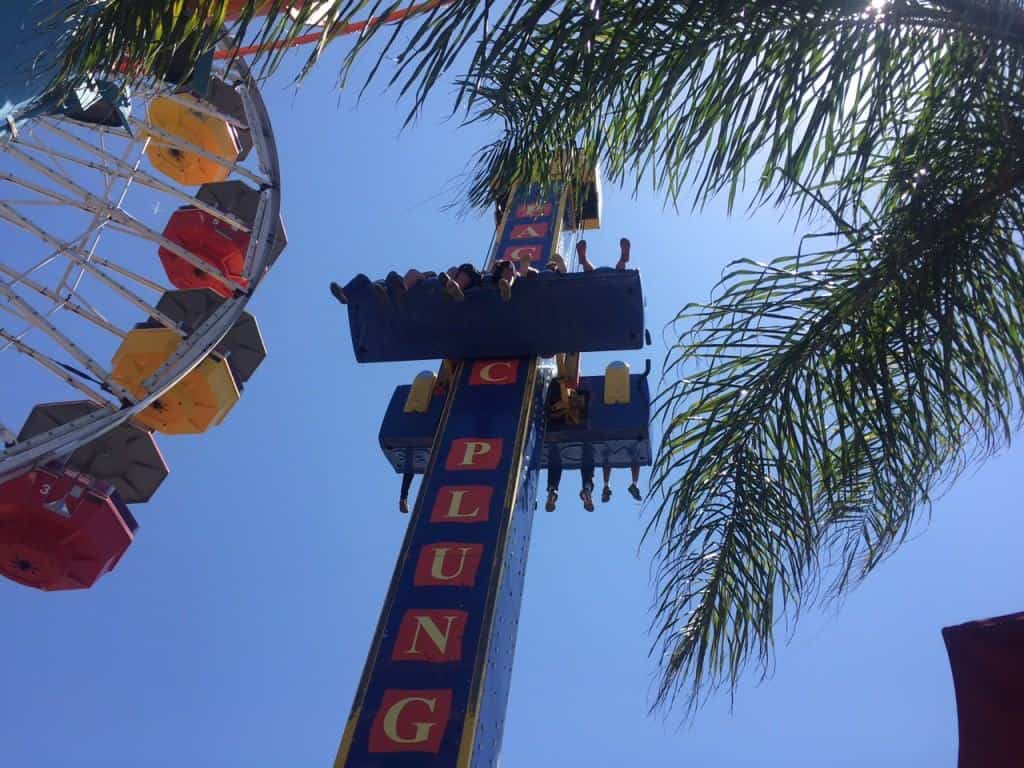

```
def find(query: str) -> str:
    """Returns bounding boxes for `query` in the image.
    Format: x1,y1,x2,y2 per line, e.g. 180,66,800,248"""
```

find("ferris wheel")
0,19,284,591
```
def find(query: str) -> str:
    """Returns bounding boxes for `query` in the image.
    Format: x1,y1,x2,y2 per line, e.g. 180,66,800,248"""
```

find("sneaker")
329,281,347,304
499,276,513,302
601,486,611,503
399,498,410,514
545,489,557,512
580,487,594,512
628,483,642,501
616,237,631,270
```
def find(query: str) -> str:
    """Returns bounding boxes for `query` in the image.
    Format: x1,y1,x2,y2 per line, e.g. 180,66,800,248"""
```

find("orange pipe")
212,0,456,59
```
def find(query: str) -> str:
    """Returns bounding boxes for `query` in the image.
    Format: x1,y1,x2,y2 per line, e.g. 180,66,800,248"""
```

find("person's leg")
385,270,406,298
601,465,612,503
616,237,631,270
628,463,641,501
545,465,561,511
576,239,595,271
580,465,595,511
498,261,516,302
440,265,466,301
329,281,347,304
517,250,533,278
399,472,415,514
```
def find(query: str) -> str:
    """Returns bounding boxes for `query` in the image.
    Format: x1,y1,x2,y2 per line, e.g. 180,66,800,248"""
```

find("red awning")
943,612,1024,768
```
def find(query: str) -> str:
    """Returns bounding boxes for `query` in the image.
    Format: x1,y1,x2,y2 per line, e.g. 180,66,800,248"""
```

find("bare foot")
546,252,567,274
576,239,594,272
616,237,631,270
517,252,533,277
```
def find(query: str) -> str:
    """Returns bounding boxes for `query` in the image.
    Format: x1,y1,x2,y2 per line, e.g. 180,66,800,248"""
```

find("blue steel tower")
332,174,650,767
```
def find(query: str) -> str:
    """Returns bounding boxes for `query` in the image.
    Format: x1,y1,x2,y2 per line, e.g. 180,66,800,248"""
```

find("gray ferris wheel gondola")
196,179,288,268
155,289,267,387
17,402,169,504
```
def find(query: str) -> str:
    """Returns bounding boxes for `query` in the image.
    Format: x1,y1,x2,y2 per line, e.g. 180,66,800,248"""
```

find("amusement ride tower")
331,175,651,766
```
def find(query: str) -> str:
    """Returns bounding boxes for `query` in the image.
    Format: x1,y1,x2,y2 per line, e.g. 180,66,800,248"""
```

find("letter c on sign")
470,360,518,386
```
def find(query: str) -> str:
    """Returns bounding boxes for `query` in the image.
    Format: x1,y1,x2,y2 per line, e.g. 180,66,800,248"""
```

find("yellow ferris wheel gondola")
145,94,241,186
111,327,240,435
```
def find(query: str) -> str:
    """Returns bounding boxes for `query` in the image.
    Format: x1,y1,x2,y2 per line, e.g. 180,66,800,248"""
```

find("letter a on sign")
510,222,550,240
392,609,469,663
446,438,502,470
414,542,484,587
470,360,519,386
368,689,453,753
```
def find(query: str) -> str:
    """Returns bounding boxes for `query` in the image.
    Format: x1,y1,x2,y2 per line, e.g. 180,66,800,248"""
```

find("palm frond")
649,87,1024,709
458,1,1024,212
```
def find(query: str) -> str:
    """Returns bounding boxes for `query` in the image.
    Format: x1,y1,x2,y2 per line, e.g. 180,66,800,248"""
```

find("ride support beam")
333,357,547,767
334,181,572,767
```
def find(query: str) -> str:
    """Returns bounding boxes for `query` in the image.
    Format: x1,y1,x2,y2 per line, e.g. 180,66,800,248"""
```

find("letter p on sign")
446,438,502,470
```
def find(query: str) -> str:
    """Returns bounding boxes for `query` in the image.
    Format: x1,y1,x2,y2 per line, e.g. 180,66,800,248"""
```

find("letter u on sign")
413,542,484,587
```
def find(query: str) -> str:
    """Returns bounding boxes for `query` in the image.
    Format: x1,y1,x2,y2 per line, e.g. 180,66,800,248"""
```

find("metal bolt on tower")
331,172,650,766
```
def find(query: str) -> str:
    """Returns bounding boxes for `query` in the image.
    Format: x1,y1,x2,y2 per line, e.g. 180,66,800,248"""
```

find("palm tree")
53,0,1024,714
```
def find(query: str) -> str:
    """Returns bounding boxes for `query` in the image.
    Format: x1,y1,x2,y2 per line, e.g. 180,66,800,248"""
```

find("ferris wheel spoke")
0,162,245,296
0,203,181,330
0,198,72,207
0,327,110,405
0,285,129,400
20,130,250,232
0,262,126,338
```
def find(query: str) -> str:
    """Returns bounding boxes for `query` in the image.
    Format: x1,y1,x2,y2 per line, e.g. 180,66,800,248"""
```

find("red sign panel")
445,438,503,471
431,485,492,524
469,360,519,386
413,542,485,587
500,244,542,265
513,201,553,219
392,609,469,663
368,689,453,753
509,222,550,240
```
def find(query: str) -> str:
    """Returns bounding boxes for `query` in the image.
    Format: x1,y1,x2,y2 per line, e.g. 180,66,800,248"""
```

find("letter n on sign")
392,609,469,663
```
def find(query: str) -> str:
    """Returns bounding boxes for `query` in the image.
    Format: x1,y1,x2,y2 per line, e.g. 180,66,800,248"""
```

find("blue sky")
2,37,1021,768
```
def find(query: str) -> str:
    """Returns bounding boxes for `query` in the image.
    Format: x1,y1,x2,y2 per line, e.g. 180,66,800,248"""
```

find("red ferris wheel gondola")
0,463,136,591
